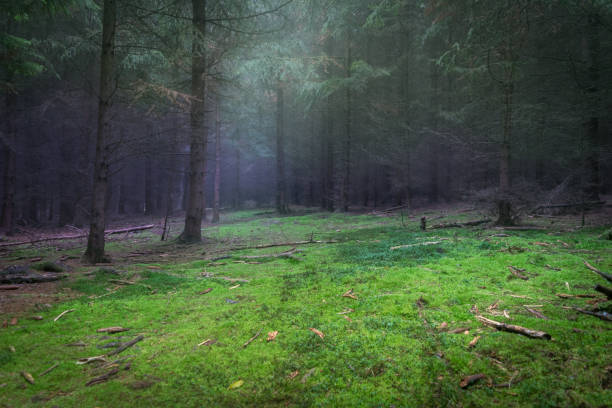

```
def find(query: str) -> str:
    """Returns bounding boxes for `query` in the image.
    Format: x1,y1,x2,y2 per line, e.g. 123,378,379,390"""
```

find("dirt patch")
0,281,78,315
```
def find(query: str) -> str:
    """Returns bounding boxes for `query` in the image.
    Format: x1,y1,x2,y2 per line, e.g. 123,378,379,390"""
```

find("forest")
1,0,611,407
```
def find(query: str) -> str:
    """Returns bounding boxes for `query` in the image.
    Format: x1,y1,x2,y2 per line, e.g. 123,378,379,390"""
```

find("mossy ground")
1,208,611,407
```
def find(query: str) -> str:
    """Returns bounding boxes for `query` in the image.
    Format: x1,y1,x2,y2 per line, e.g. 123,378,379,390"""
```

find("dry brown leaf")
288,370,299,380
21,372,34,384
9,317,18,326
437,322,448,330
468,336,481,348
460,373,485,388
267,331,278,342
309,328,324,339
342,289,358,300
199,288,213,295
342,315,352,322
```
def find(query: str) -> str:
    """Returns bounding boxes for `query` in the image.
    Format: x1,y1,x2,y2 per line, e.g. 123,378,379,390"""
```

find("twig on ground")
54,309,75,322
476,316,551,339
242,328,262,348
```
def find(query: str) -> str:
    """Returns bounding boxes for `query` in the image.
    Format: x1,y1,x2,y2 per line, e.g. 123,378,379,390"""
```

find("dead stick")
106,335,144,356
40,363,59,377
584,261,612,283
524,307,548,320
509,266,529,280
476,315,551,339
556,293,597,299
85,368,119,386
53,309,75,322
242,328,262,349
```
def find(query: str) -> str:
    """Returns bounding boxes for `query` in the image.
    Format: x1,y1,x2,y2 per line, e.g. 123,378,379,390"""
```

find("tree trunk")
212,95,221,224
83,0,116,263
180,0,208,243
341,36,352,212
496,71,514,226
584,12,601,201
275,81,288,214
144,155,153,215
233,129,241,209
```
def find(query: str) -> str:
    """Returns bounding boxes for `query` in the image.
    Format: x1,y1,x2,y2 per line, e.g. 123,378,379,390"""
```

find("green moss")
0,210,610,407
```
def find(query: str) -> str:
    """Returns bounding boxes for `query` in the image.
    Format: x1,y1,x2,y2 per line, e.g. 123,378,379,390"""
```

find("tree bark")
212,94,221,223
341,35,352,212
233,129,241,209
180,0,208,242
584,12,601,201
144,155,153,215
275,80,288,214
83,0,116,263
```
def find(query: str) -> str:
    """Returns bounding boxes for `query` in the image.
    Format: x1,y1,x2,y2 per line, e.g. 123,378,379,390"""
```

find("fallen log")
594,285,612,300
563,306,611,322
0,285,20,290
106,335,144,356
0,224,155,248
475,315,551,339
430,219,491,230
584,261,612,283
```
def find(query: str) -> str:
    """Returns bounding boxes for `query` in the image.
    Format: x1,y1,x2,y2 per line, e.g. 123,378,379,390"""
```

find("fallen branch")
210,240,339,257
40,363,59,377
584,261,612,283
594,285,612,300
85,368,119,386
476,316,551,340
106,335,144,356
0,225,155,248
77,355,108,365
390,239,448,250
0,285,20,290
508,266,529,280
556,293,597,299
54,309,75,322
239,247,300,260
242,328,262,349
524,307,548,320
563,306,611,322
97,327,130,334
372,204,410,214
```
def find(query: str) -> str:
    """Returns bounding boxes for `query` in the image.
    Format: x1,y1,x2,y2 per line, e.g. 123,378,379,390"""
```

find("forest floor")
0,206,611,407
